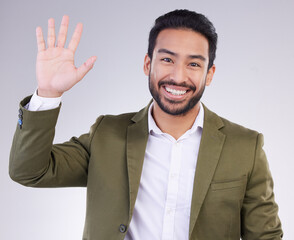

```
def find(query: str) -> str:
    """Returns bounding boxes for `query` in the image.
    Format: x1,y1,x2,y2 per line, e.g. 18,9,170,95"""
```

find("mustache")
158,80,196,92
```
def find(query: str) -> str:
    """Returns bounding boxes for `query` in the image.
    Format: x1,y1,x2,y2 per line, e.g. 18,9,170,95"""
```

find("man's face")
144,29,215,116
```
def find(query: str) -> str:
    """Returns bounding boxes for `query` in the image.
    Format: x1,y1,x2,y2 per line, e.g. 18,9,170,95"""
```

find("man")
9,9,283,240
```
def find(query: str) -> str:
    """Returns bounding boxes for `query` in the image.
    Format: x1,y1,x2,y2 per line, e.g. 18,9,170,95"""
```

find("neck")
152,101,201,140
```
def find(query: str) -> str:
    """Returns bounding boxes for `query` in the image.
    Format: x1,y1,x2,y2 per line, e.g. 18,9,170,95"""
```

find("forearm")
10,96,61,185
9,96,94,188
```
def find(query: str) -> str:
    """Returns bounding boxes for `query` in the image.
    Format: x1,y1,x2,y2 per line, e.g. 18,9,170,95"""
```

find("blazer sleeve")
241,133,283,239
9,96,104,188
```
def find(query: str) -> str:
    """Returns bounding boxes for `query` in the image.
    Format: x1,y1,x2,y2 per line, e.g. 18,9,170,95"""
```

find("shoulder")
203,105,260,143
96,102,150,129
220,116,259,138
90,112,136,131
203,106,264,177
91,107,146,135
100,112,137,128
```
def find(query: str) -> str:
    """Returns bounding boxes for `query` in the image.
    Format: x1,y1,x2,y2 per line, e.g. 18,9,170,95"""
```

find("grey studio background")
0,0,293,239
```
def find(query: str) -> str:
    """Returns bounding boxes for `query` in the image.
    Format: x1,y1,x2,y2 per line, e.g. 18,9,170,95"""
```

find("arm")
241,134,283,239
9,16,98,187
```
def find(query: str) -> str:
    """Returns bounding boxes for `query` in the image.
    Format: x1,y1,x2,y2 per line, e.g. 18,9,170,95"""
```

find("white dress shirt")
27,92,204,240
125,103,203,240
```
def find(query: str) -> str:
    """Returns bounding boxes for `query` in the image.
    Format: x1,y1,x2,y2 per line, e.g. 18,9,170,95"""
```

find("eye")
189,62,200,67
161,57,173,63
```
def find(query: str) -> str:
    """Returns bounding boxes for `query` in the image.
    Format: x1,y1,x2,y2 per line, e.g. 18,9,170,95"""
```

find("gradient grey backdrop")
1,0,293,239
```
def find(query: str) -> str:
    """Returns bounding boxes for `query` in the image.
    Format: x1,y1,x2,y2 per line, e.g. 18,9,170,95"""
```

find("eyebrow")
157,48,206,62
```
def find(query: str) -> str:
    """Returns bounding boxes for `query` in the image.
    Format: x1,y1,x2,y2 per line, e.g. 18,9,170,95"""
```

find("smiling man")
9,9,283,240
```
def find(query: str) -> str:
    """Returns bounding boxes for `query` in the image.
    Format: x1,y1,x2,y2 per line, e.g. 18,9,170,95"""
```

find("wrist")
37,88,63,98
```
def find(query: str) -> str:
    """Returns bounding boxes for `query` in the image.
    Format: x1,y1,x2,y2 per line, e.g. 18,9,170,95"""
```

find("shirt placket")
161,141,182,240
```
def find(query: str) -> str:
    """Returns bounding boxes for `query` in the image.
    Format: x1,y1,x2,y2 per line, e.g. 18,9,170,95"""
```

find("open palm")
36,16,96,97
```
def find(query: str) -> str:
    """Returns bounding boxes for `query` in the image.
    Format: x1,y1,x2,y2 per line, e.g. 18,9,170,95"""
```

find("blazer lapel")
126,105,149,221
189,105,226,237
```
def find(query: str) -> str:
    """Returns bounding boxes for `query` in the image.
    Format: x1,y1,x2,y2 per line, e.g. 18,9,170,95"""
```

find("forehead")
154,28,209,57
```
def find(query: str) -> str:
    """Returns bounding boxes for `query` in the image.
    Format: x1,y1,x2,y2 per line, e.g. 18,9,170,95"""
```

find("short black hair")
148,9,218,70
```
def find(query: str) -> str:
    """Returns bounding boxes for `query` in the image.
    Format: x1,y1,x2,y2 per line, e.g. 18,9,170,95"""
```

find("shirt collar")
148,101,204,137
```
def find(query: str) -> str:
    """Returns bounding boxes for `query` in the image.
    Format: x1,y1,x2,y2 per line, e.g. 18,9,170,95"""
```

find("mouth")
165,86,187,96
162,84,192,100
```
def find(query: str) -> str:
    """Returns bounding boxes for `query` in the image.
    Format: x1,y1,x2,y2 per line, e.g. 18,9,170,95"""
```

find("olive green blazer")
9,96,282,240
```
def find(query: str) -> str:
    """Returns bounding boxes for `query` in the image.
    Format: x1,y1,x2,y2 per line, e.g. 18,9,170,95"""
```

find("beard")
149,75,206,116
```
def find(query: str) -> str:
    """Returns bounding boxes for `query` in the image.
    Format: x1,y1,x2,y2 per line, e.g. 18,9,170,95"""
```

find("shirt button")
119,224,127,233
167,208,174,215
171,173,177,178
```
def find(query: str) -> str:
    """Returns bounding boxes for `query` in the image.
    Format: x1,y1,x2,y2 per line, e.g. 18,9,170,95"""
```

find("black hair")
148,9,218,70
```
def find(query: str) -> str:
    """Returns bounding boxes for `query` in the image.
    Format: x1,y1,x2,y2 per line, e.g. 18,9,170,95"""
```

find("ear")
205,64,216,86
143,54,151,76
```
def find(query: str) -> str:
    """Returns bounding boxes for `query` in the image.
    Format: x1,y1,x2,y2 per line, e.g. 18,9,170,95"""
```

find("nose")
170,63,187,83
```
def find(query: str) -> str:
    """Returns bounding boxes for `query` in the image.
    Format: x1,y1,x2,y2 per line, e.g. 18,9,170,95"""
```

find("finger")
76,56,97,81
36,26,45,52
47,18,56,48
57,15,69,48
68,23,83,53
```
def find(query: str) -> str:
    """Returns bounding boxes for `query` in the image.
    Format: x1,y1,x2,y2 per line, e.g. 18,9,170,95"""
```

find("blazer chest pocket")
207,176,247,202
210,176,247,191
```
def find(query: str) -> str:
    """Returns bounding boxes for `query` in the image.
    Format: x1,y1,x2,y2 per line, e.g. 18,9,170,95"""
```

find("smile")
165,86,187,96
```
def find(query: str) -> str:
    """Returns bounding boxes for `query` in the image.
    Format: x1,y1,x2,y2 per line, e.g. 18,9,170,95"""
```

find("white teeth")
165,87,187,96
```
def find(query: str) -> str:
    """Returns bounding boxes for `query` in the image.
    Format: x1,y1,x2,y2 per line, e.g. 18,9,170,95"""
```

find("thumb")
76,56,97,81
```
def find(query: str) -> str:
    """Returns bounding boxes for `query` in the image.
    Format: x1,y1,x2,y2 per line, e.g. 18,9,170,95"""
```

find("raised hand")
36,15,96,97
